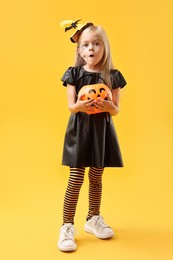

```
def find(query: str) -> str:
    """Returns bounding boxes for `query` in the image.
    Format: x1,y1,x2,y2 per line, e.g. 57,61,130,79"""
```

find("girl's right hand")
77,94,96,114
67,84,102,114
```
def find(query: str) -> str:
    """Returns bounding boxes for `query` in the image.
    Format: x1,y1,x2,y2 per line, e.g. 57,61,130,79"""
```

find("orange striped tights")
63,167,104,225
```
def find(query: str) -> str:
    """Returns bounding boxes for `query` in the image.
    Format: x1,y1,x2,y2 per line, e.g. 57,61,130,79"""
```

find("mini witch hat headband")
60,19,93,43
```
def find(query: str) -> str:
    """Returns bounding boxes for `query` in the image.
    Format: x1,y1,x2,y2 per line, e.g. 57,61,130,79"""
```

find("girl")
58,21,127,252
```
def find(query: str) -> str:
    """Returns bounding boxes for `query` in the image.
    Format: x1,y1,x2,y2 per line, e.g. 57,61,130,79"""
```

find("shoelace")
63,225,78,240
96,216,109,228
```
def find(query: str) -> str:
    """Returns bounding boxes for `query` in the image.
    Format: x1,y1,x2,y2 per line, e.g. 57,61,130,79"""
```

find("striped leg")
63,167,85,225
87,167,104,220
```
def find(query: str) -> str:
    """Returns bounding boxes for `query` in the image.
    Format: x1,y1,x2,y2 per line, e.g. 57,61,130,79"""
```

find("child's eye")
80,43,88,51
82,43,88,48
95,42,100,46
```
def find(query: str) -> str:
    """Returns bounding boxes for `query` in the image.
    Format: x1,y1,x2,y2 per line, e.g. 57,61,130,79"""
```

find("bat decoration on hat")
64,19,81,32
60,19,93,43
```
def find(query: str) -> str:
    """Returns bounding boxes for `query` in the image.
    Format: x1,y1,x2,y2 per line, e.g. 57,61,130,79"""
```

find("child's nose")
89,44,93,51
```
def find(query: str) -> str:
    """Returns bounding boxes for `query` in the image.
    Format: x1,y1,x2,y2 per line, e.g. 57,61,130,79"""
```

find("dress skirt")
62,111,123,168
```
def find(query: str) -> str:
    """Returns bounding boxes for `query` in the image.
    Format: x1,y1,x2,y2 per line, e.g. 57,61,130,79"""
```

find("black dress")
61,66,127,168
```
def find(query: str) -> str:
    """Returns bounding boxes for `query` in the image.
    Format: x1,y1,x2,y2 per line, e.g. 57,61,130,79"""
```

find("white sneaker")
58,223,77,252
84,215,114,239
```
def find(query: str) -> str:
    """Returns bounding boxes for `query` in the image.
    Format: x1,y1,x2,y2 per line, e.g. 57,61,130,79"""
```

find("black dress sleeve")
111,70,127,89
61,67,77,87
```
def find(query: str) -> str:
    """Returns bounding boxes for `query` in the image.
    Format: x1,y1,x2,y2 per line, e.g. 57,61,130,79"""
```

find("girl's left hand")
94,94,116,114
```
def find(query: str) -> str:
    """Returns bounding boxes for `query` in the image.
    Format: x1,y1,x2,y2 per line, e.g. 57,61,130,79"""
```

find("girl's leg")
87,167,104,220
84,167,114,239
63,167,85,225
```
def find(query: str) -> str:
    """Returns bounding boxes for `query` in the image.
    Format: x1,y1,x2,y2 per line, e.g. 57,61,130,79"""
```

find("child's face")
78,30,104,69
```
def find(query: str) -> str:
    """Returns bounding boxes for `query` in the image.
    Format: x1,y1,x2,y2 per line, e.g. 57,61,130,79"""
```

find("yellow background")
0,0,173,259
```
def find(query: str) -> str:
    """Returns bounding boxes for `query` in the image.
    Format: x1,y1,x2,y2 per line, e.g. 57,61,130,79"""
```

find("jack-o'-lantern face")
78,83,112,101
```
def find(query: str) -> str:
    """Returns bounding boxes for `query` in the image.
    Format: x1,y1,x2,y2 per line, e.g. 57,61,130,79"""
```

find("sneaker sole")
58,243,76,252
84,224,114,239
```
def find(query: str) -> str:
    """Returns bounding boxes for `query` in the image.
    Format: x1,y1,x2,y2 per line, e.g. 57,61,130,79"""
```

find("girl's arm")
66,84,95,114
110,87,120,115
